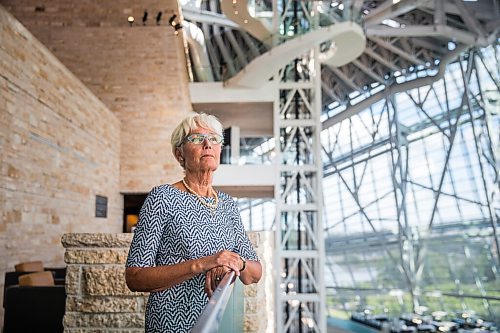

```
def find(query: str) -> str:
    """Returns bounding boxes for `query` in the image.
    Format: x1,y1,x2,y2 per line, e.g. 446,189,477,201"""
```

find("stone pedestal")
62,233,145,332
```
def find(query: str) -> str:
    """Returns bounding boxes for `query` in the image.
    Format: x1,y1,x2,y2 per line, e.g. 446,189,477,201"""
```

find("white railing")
191,271,237,333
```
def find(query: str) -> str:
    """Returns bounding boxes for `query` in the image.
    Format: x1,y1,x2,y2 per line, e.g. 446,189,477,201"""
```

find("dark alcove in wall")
123,194,147,233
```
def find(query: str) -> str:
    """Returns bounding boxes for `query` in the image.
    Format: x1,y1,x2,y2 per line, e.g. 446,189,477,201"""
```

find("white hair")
170,112,224,156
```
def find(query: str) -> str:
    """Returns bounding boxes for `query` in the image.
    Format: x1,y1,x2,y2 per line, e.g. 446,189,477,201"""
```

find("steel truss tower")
273,1,326,331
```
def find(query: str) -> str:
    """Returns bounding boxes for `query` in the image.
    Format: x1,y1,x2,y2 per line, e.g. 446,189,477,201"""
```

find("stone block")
63,312,145,328
244,296,267,314
65,265,81,295
66,295,140,313
244,283,258,297
65,248,129,264
82,266,144,296
244,314,264,332
62,233,133,248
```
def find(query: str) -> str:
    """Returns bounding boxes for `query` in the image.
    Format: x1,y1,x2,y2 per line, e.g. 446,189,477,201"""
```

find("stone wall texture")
246,231,275,333
62,232,274,332
1,0,192,193
0,3,122,326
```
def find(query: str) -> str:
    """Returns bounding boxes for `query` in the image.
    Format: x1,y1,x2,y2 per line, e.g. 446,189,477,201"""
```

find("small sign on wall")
95,195,108,218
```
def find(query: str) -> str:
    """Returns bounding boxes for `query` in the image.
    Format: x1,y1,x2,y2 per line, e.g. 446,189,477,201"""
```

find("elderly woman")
125,113,262,332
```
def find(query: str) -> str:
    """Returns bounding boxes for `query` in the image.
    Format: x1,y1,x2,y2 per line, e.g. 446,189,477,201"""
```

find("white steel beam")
327,66,364,92
364,47,401,72
452,0,487,37
182,7,240,28
281,250,320,258
281,293,322,302
369,36,426,66
224,29,249,68
281,203,319,211
366,25,497,47
189,82,275,103
322,44,468,129
352,59,386,84
364,0,425,26
434,0,445,26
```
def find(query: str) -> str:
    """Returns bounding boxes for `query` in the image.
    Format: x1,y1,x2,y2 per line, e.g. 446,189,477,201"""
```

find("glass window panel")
321,45,499,323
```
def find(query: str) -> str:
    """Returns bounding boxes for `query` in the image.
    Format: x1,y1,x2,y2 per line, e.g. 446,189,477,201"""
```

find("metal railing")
191,271,237,333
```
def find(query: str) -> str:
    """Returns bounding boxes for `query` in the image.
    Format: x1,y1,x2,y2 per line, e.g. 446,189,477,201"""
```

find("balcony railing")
191,271,243,333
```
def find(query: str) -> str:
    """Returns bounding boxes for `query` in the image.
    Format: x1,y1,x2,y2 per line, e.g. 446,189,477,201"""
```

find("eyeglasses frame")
179,133,224,146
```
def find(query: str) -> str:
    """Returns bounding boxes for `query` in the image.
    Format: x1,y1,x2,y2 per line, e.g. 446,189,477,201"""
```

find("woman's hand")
205,250,243,275
204,266,231,298
125,250,258,294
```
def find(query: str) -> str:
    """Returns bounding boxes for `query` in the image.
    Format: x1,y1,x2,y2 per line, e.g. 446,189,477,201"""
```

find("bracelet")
239,256,246,272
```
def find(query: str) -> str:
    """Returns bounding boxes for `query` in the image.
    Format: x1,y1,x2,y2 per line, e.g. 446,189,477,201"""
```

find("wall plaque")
95,195,108,218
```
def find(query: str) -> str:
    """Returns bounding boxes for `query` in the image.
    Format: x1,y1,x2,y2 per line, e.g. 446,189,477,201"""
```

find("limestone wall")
1,0,193,193
62,232,274,332
0,3,122,326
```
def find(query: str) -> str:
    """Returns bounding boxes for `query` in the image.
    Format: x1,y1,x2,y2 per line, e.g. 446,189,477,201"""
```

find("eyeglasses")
182,133,224,145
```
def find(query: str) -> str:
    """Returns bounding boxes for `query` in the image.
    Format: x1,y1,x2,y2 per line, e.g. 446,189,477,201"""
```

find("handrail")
191,271,237,333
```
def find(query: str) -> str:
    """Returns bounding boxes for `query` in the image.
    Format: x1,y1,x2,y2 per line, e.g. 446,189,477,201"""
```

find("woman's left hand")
204,266,231,298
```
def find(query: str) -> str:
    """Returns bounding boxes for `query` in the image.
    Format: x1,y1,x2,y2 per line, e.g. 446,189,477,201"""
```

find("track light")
156,11,162,25
174,23,183,35
169,14,177,26
168,14,183,35
127,16,135,27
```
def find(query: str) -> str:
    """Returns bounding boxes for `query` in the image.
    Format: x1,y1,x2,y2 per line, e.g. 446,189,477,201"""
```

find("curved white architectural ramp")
319,22,365,67
226,21,365,88
220,0,273,45
180,0,202,10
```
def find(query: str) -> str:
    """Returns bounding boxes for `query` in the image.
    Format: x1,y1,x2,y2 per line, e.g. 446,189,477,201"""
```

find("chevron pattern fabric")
126,184,259,332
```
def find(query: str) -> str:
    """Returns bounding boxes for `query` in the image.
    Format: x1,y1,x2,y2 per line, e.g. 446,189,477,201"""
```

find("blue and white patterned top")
126,184,259,333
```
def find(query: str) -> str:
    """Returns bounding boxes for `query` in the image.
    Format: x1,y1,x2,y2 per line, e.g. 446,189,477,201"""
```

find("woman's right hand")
205,250,242,275
204,266,231,298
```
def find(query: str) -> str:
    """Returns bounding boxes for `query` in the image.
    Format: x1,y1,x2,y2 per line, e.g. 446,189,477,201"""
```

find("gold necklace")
182,178,219,212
